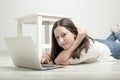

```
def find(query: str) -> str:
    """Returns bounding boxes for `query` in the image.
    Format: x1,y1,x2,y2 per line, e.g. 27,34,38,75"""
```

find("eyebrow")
55,32,66,38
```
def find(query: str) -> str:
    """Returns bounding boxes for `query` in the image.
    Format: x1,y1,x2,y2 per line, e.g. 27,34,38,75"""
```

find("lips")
62,42,66,45
61,43,67,47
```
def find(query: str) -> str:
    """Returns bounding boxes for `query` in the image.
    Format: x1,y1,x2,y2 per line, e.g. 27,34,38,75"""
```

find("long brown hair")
51,18,93,63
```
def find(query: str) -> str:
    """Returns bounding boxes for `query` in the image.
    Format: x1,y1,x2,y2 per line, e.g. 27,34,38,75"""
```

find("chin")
63,46,71,50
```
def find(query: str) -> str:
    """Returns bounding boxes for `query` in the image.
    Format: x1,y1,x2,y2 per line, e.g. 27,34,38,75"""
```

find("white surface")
0,54,120,80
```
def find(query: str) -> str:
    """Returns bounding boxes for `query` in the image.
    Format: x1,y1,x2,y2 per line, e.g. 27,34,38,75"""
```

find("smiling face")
54,26,76,50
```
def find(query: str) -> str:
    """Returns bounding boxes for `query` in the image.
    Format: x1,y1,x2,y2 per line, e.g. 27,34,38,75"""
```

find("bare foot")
111,27,120,33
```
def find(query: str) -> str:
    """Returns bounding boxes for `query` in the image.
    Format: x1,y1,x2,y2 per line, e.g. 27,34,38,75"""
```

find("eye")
61,33,66,37
56,36,59,40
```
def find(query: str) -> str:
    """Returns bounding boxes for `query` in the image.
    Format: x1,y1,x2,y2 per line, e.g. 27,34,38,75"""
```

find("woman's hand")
40,53,51,64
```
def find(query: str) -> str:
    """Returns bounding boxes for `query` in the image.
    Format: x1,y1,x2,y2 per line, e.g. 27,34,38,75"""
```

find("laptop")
5,36,64,70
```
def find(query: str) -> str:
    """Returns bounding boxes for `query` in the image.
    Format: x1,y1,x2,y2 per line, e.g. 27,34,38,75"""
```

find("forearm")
54,50,72,64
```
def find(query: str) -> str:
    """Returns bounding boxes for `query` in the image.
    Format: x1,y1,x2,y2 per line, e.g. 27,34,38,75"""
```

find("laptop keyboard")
42,64,63,68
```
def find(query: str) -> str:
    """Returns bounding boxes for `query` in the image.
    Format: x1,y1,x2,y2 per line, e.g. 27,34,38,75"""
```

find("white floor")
0,54,120,80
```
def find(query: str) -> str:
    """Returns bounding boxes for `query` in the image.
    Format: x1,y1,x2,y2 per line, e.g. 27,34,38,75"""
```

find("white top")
70,40,115,64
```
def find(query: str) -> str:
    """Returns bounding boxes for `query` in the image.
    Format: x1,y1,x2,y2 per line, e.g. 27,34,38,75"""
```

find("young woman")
40,18,120,65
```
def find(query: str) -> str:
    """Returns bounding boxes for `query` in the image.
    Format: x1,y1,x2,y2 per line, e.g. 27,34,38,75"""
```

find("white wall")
0,0,120,52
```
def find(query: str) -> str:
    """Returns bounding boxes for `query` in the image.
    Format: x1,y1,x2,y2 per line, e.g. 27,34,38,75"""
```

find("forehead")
54,26,70,35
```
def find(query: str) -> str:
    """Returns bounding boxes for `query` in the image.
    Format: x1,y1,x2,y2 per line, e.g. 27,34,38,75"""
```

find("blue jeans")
95,32,120,59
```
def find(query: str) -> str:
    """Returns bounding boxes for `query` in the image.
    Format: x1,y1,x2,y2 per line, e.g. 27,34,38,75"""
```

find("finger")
41,58,45,63
44,59,49,64
41,58,49,64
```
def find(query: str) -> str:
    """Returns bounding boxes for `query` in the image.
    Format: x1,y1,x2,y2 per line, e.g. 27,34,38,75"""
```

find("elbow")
54,58,63,65
83,32,87,39
54,59,60,64
78,28,87,35
54,59,61,64
84,31,87,36
80,30,87,36
78,31,87,39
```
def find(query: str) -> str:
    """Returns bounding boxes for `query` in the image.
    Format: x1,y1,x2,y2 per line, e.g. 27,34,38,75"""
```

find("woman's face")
54,26,76,50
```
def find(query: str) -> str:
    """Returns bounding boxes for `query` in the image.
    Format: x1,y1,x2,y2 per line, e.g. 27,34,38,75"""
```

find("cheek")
69,34,75,40
67,36,75,43
70,38,75,43
66,37,75,49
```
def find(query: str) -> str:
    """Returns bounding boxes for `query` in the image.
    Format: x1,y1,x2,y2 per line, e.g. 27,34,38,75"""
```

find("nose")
59,37,64,44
